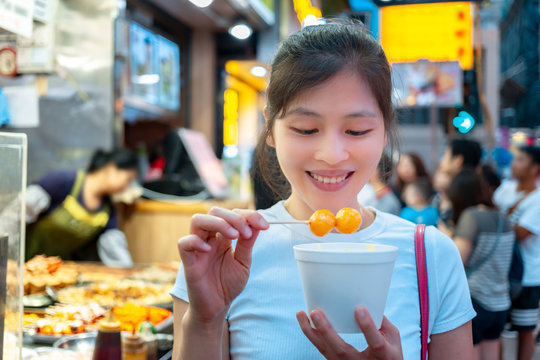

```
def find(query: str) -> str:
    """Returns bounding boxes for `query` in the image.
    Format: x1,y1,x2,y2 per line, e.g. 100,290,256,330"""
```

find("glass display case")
0,132,27,360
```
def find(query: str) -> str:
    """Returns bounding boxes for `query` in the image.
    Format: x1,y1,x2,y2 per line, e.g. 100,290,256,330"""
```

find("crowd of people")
369,140,540,360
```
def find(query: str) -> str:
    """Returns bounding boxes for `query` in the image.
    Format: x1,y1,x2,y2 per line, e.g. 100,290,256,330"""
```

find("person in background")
447,169,515,360
493,146,540,360
171,19,474,360
394,152,429,205
357,153,401,215
399,178,438,226
25,148,138,267
434,138,483,234
438,138,483,178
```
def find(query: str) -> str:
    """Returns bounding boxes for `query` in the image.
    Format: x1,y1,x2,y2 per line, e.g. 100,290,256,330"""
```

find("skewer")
267,220,309,225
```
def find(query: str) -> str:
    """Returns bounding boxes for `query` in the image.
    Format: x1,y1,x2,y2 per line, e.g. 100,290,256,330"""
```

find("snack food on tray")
57,280,172,306
24,255,78,295
23,303,106,335
23,303,171,336
113,303,171,332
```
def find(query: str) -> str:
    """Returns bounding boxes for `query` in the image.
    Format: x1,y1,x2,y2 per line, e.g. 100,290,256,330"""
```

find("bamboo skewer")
267,220,309,225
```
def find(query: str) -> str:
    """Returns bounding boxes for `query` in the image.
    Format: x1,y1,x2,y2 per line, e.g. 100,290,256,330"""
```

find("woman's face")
396,155,417,183
269,70,386,217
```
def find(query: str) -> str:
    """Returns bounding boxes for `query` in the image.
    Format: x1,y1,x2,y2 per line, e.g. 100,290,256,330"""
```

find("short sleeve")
170,263,189,302
454,208,479,245
518,197,540,236
33,170,76,203
426,226,476,334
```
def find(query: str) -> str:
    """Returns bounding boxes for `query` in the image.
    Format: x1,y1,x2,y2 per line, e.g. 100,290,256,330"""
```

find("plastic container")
293,242,398,333
122,332,147,360
138,321,157,360
92,312,122,360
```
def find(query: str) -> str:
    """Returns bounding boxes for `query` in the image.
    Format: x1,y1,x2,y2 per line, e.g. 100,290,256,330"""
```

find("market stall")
21,255,177,359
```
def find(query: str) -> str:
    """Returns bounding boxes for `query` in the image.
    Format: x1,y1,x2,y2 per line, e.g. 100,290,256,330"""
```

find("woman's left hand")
297,306,403,360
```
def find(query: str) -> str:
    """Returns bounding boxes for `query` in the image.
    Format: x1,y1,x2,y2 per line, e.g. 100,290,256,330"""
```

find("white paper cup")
294,242,398,333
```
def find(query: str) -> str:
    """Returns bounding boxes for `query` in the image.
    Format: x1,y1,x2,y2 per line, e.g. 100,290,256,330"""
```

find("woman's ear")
264,106,276,147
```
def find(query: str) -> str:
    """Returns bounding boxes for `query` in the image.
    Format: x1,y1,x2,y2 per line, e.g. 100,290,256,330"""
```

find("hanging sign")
0,0,34,38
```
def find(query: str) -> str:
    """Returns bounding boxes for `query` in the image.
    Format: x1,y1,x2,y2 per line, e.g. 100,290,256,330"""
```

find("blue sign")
452,111,475,134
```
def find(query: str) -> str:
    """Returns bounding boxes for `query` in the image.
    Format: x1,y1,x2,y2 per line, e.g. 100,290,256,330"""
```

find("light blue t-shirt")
400,206,439,227
171,201,475,359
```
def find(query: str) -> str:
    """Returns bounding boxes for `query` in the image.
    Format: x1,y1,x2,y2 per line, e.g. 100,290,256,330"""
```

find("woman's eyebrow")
286,107,322,118
286,107,378,119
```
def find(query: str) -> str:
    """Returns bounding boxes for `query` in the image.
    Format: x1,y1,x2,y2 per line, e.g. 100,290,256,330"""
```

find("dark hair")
518,145,540,165
447,169,494,224
449,138,482,169
396,153,429,191
87,148,138,173
480,164,501,192
255,19,398,198
405,177,433,204
377,153,394,184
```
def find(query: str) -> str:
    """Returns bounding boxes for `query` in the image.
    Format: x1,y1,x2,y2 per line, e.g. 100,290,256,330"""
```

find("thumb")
233,229,260,269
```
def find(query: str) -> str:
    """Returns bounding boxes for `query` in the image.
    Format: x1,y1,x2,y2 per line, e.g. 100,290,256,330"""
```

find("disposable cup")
293,242,398,333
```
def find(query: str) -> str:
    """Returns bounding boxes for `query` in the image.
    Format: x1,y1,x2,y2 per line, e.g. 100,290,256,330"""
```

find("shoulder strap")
70,170,85,197
415,224,428,360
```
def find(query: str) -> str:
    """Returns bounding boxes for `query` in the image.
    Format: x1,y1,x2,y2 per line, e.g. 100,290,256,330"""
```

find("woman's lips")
306,171,354,191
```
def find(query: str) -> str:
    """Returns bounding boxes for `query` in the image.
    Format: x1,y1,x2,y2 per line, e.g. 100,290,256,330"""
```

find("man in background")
494,146,540,360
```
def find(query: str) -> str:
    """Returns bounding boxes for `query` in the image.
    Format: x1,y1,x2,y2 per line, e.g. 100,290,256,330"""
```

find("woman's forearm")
178,308,226,360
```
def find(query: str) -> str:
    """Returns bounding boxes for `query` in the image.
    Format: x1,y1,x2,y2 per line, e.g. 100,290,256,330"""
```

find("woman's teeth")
309,173,348,184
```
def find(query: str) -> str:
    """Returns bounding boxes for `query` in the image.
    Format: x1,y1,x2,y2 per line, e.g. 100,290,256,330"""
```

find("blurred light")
133,74,160,84
452,111,475,134
223,145,239,158
303,14,325,27
189,0,214,8
228,23,252,40
250,66,267,77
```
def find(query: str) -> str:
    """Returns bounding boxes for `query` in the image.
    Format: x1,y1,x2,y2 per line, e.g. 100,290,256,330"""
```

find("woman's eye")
346,129,371,136
292,128,318,135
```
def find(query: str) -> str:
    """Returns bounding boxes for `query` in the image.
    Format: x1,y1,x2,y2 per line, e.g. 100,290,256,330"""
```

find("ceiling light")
228,23,252,40
250,66,267,77
189,0,214,8
303,14,325,28
133,74,160,84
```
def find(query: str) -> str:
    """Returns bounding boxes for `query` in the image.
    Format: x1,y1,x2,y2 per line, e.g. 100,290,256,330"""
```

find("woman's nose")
314,133,349,165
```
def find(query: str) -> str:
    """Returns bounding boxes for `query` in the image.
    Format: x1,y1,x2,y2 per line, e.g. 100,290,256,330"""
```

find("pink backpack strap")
415,224,428,360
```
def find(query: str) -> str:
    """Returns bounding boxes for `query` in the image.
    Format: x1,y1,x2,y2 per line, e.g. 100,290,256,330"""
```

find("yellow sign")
223,89,239,146
380,2,473,69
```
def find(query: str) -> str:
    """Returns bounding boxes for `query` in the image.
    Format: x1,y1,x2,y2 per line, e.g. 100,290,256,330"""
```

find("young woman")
25,148,137,266
171,20,474,359
447,170,515,360
394,153,430,205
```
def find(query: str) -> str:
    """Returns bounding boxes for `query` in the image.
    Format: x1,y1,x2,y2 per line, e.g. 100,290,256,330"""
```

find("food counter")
119,198,252,263
22,256,177,359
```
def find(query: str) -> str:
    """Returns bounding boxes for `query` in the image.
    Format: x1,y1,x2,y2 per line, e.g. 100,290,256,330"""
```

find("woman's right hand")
178,207,269,325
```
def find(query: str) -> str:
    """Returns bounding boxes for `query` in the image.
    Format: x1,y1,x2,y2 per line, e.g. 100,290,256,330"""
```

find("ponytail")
87,148,138,173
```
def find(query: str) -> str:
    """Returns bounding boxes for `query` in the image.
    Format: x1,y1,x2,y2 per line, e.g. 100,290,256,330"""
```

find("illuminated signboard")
374,0,479,5
380,2,473,69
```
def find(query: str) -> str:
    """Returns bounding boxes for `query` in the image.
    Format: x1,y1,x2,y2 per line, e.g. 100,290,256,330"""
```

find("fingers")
354,307,387,357
177,234,211,266
309,310,358,359
380,316,401,345
191,207,268,241
296,311,332,358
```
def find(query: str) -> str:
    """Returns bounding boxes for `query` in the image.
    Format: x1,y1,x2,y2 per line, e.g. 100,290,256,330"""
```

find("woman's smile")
306,170,354,191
